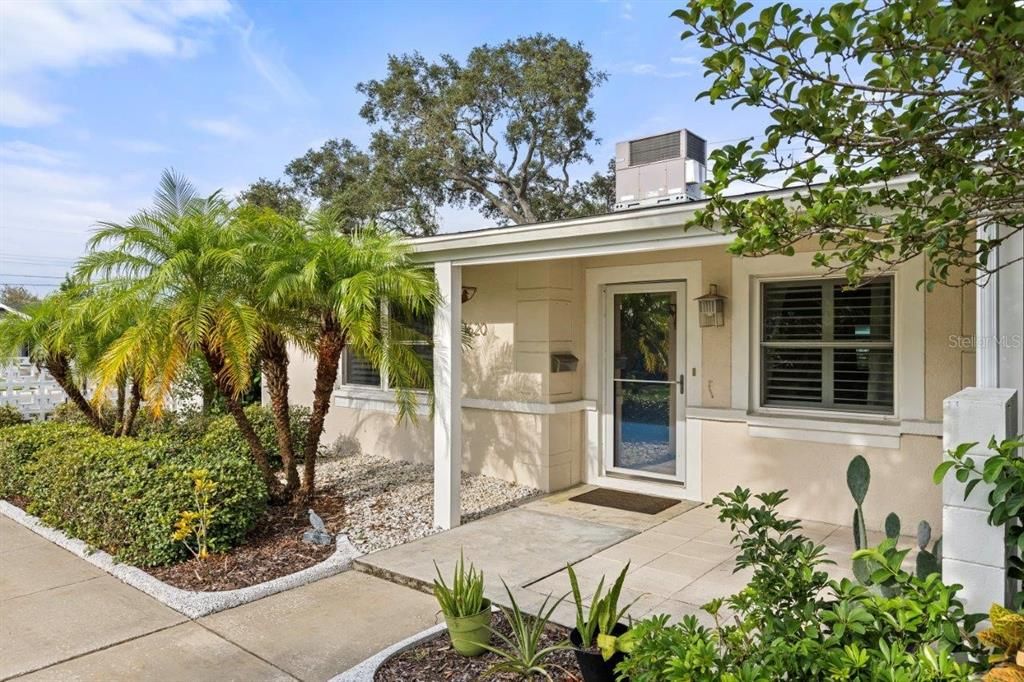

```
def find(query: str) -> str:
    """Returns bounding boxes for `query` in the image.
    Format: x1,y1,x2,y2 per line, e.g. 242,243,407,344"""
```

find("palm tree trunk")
262,331,299,496
201,345,279,496
121,378,142,437
299,321,345,500
114,378,126,436
45,353,109,433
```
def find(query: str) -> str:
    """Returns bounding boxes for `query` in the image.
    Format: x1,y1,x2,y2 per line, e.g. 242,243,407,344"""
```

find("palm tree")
281,212,438,499
234,206,309,495
77,170,276,491
67,284,150,436
0,286,109,431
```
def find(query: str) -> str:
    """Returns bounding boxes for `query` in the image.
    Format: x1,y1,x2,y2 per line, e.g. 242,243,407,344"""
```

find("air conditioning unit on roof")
613,129,707,211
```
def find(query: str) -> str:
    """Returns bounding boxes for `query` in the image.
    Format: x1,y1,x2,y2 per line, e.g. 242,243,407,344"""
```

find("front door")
603,282,687,483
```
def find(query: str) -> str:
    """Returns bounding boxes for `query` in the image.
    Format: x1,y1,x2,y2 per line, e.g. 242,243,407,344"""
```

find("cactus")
847,455,873,584
847,455,870,551
885,512,901,540
915,520,942,578
845,456,943,586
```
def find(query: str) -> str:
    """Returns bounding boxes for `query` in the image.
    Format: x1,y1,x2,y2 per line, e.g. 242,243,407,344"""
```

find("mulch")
375,611,582,682
148,492,347,592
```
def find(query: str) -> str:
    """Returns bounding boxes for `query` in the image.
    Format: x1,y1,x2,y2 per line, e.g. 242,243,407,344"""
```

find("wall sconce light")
695,284,726,327
461,286,478,303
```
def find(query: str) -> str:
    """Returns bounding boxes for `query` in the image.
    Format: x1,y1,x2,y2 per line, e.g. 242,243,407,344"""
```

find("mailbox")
550,353,579,373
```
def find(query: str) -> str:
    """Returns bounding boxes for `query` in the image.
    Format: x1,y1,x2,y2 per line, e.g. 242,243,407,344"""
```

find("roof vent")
613,129,707,211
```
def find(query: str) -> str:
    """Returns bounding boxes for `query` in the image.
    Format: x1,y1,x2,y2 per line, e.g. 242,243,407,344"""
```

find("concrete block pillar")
942,387,1019,612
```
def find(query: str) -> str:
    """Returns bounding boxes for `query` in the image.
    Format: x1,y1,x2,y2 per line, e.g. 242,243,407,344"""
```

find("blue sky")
0,0,780,294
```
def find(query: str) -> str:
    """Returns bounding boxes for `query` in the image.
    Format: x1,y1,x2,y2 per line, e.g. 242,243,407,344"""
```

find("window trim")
761,276,897,413
753,273,899,419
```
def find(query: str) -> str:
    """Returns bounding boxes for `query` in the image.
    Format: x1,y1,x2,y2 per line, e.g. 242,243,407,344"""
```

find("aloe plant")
433,551,486,618
479,580,569,680
567,561,636,660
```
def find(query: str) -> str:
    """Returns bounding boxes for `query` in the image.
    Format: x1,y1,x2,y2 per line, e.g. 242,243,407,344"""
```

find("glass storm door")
603,282,687,483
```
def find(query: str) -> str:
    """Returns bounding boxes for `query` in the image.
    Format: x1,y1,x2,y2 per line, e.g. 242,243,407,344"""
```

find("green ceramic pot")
444,599,493,656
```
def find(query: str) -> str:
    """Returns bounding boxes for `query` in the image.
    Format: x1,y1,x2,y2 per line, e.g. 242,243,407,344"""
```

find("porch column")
942,387,1018,612
433,260,462,529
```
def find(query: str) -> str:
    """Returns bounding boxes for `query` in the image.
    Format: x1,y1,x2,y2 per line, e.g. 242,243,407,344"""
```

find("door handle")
679,374,685,395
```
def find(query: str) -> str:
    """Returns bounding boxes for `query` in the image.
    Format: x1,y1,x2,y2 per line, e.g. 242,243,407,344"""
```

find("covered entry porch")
423,210,730,528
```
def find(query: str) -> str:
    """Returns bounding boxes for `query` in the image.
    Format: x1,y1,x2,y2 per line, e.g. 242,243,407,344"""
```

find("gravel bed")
316,454,541,554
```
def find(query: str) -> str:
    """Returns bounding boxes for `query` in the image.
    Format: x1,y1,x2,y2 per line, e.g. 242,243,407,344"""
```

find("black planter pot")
570,623,629,682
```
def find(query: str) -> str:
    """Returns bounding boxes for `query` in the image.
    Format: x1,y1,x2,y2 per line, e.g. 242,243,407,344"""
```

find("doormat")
569,488,680,515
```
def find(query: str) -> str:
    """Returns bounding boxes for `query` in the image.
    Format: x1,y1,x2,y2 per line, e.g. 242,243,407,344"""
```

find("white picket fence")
0,358,67,421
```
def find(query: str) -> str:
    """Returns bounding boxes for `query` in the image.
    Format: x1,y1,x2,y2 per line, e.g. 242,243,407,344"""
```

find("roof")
408,193,729,266
407,175,917,266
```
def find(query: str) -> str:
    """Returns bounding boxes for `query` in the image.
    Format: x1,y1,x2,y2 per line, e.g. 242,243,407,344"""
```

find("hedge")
138,404,313,465
0,422,93,499
1,421,267,566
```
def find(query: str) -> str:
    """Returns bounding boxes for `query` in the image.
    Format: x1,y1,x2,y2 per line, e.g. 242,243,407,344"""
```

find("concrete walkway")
356,486,868,630
0,516,440,681
356,486,701,624
521,498,868,628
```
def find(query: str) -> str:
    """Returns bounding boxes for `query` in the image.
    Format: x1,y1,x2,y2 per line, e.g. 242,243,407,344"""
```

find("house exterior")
286,186,978,535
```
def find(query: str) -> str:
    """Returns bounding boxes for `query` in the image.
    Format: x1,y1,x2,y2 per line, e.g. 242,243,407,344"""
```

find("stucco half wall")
701,421,943,531
284,243,973,532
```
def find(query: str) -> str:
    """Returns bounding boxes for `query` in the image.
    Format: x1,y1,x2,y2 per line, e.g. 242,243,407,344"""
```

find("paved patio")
0,516,440,681
358,485,876,629
520,498,865,627
355,486,699,609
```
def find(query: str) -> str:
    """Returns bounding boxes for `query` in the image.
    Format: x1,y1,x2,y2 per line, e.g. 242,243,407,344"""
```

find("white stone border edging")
330,622,448,681
0,500,361,619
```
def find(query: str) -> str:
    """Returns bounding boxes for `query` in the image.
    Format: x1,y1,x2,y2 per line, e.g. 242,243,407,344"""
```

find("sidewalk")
0,516,439,681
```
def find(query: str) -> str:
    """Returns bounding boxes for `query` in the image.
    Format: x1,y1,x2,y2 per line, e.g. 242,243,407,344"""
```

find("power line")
0,283,60,288
0,273,66,280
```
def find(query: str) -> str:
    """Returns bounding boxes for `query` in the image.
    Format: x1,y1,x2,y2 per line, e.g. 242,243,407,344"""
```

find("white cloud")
0,154,148,287
621,2,634,20
670,56,700,65
235,20,310,104
190,117,250,140
113,139,169,154
0,1,230,75
0,0,231,127
0,141,72,166
0,89,63,127
611,62,692,79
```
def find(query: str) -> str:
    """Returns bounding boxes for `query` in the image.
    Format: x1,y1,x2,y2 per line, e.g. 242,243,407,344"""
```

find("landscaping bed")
1,417,539,592
374,612,578,682
320,454,541,554
147,495,345,591
147,455,540,591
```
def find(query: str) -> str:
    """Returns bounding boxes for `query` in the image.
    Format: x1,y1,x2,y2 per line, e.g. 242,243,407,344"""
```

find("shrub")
50,400,101,426
0,421,92,499
616,488,984,681
24,429,266,566
199,404,313,465
0,404,24,428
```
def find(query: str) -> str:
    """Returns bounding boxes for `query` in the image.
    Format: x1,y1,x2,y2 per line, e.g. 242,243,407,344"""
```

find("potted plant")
567,562,636,682
433,552,492,656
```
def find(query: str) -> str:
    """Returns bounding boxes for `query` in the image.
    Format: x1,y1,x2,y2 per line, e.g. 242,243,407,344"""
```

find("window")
339,304,433,391
760,277,894,414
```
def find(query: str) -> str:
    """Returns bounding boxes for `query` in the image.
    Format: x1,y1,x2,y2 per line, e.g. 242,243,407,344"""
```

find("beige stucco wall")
286,244,975,525
701,421,943,530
